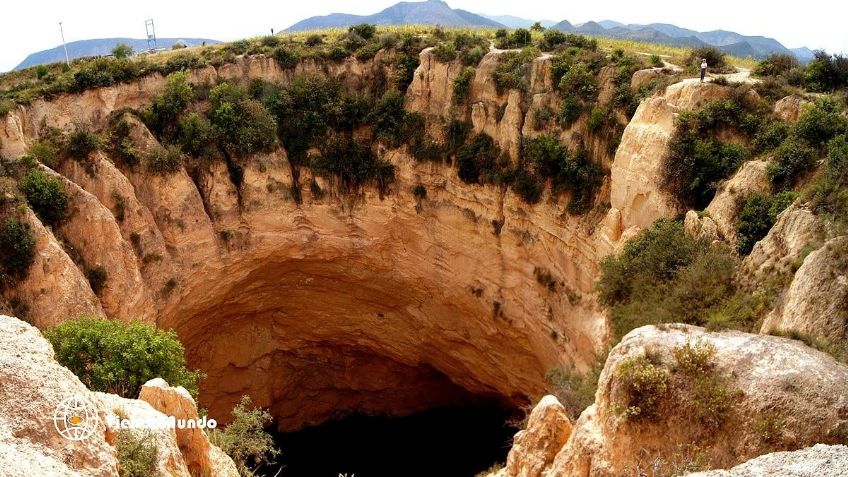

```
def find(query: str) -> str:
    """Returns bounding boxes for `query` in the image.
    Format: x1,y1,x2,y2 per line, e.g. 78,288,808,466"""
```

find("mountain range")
284,0,500,32
285,0,812,60
14,37,220,71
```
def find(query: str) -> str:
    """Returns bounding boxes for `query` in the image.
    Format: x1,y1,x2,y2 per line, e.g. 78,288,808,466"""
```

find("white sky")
2,0,846,72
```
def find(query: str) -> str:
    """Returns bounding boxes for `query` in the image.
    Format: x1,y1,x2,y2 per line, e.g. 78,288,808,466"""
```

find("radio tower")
145,19,157,52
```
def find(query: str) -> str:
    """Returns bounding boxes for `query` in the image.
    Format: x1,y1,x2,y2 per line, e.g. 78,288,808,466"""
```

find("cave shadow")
267,402,519,477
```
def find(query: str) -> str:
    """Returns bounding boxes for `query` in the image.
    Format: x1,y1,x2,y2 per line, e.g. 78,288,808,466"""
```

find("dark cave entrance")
269,402,518,477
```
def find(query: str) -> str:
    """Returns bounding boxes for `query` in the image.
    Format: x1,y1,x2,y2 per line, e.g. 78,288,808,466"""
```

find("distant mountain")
791,47,815,62
285,0,503,32
479,14,555,29
551,20,806,60
14,37,220,71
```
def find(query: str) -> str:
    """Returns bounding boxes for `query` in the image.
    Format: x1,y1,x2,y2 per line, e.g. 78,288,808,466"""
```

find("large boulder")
543,325,848,476
685,444,848,477
494,395,573,477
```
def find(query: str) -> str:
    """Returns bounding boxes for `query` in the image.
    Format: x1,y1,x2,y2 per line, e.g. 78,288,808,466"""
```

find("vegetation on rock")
209,395,280,477
45,317,203,398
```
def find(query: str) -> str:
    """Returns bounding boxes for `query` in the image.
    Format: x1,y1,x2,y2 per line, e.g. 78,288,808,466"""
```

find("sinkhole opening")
269,402,519,477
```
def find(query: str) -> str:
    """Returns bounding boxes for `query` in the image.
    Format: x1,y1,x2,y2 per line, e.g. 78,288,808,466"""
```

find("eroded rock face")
762,236,848,341
610,81,732,234
773,95,810,123
685,444,848,477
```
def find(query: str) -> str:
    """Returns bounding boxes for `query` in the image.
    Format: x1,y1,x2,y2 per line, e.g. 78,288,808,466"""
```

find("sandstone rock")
139,378,213,477
11,208,103,328
774,95,810,123
0,315,117,476
761,236,848,342
630,68,663,91
503,395,573,477
406,48,462,116
611,81,732,233
685,444,848,477
684,210,720,242
545,325,848,477
705,160,771,242
740,203,829,284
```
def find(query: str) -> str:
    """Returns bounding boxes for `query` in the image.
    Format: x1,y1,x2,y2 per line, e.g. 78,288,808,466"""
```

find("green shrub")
0,218,36,285
558,63,597,101
260,35,280,47
457,133,502,184
754,54,800,77
107,119,141,167
597,219,737,339
65,128,101,159
353,42,382,61
664,132,749,208
371,89,407,145
432,42,457,62
311,134,395,195
143,71,194,138
348,24,376,41
686,46,731,74
85,265,108,295
146,144,185,175
111,43,134,60
178,112,216,157
672,341,734,429
460,46,486,67
557,95,581,127
20,169,68,225
208,396,280,477
491,48,537,94
650,54,663,68
586,106,606,133
767,136,816,190
523,134,601,213
736,191,797,255
452,66,475,105
209,82,277,156
44,317,202,398
614,354,669,419
115,430,158,477
804,134,848,224
305,34,323,47
804,50,848,92
793,99,848,147
27,140,60,168
272,46,299,69
753,120,790,154
511,166,542,204
70,57,141,92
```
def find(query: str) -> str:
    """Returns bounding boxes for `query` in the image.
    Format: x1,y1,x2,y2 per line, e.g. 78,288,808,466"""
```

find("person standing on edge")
700,58,708,82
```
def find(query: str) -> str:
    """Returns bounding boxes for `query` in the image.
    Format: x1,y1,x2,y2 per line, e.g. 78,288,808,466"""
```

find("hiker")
700,58,708,82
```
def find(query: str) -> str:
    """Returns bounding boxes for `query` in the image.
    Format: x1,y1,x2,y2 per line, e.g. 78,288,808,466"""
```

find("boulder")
685,444,848,477
502,396,573,477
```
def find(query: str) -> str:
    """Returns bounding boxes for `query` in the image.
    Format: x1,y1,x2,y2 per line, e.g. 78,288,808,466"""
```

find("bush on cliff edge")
45,317,202,398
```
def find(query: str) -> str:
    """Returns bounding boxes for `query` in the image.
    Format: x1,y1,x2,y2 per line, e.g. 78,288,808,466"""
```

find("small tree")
111,43,134,60
209,396,280,477
20,169,68,226
115,430,158,477
0,218,36,286
530,22,545,32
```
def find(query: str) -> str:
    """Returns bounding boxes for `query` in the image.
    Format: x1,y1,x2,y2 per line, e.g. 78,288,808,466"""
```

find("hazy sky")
2,0,845,71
